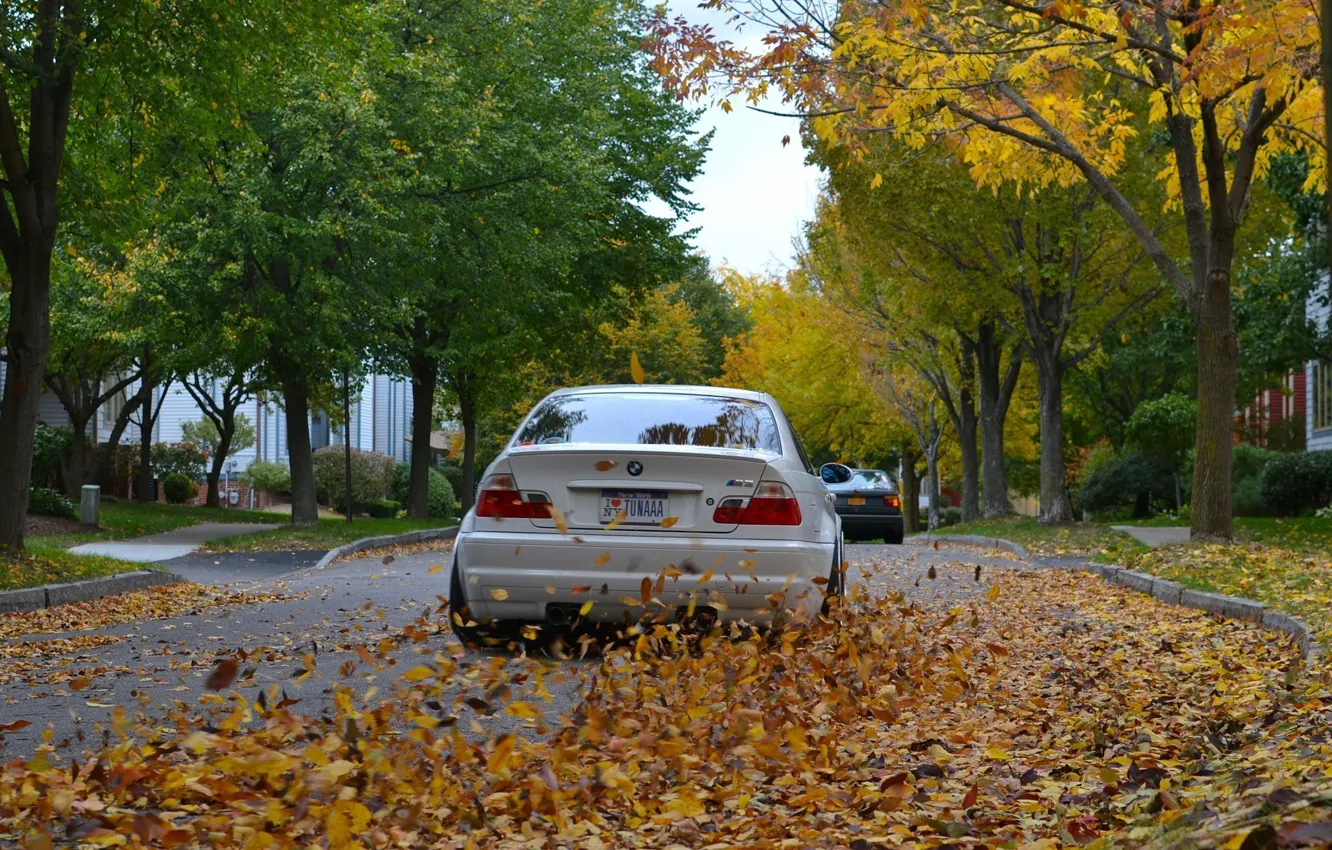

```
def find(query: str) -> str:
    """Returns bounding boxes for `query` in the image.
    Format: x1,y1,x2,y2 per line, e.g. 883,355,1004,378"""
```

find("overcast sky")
663,3,825,278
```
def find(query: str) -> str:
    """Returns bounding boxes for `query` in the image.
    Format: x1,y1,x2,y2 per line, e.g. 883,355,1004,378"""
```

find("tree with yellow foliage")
650,0,1322,540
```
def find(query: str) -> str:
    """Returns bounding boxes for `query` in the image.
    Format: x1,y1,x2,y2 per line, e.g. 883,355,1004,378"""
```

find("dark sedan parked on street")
821,465,904,544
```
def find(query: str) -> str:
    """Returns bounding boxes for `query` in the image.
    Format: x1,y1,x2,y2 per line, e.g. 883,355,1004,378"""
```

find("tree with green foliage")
807,138,1164,524
368,0,706,517
1127,393,1197,511
181,411,256,508
0,0,346,550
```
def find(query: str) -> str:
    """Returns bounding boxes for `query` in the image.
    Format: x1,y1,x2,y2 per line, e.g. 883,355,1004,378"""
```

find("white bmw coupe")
449,384,844,640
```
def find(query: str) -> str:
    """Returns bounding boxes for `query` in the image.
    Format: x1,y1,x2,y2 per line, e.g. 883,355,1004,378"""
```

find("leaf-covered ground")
2,553,1328,849
919,518,1148,561
202,517,447,553
1123,542,1332,652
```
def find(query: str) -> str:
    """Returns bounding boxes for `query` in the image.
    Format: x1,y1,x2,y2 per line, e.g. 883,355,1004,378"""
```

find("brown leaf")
595,460,617,472
640,576,651,606
382,554,395,565
962,782,978,809
204,658,239,691
0,719,31,732
1278,822,1332,847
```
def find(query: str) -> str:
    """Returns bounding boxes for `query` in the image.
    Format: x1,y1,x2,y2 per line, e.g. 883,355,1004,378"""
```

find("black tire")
449,560,489,646
821,535,845,615
886,526,905,545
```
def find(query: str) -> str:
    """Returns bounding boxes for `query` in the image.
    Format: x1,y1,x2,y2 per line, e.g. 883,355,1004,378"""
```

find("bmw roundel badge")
627,460,644,477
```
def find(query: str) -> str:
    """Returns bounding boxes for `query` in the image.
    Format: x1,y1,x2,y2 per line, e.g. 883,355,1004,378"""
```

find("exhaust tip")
547,604,571,626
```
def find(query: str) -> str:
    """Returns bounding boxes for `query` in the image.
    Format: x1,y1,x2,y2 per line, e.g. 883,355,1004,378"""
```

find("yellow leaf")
987,584,1001,602
630,351,645,384
985,746,1009,760
660,516,679,529
595,552,612,566
549,504,569,534
696,568,714,584
870,172,883,189
427,565,443,574
489,588,510,601
506,701,542,719
403,666,434,682
579,600,594,616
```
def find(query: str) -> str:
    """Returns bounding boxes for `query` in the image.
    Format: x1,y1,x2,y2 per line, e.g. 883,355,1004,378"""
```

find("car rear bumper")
454,530,833,623
837,512,904,533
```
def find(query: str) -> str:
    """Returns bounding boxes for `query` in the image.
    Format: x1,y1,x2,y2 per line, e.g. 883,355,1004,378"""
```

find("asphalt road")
0,540,1031,756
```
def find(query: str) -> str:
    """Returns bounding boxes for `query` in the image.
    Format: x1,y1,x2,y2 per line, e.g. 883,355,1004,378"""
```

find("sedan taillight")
713,482,802,525
476,474,551,519
884,495,900,508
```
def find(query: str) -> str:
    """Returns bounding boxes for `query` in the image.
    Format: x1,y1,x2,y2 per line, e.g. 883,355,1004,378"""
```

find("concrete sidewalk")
1112,525,1190,547
68,522,277,562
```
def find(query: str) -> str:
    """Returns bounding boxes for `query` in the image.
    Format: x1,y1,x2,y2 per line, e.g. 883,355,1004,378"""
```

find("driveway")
0,541,1028,755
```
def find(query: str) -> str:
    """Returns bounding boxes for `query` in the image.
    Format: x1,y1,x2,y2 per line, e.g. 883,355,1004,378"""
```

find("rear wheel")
449,560,490,646
821,535,845,615
886,525,905,545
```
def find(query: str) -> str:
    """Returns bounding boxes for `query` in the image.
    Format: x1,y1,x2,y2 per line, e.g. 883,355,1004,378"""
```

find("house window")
1315,360,1332,432
101,383,126,428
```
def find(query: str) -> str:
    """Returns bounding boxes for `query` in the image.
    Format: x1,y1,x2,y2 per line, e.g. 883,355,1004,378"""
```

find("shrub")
391,463,458,521
1077,451,1173,518
1260,450,1332,516
312,447,395,512
242,460,291,495
163,472,198,505
31,424,73,487
1232,444,1282,517
938,506,962,527
152,442,207,481
365,498,402,519
28,487,77,519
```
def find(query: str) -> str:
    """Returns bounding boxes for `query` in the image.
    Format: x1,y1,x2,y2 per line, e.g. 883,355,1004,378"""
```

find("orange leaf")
963,783,978,808
660,516,679,529
205,658,239,691
595,460,617,472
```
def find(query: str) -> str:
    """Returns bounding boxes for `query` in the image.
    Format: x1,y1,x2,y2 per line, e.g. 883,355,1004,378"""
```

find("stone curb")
303,525,461,574
911,533,1030,560
915,533,1321,665
0,570,181,615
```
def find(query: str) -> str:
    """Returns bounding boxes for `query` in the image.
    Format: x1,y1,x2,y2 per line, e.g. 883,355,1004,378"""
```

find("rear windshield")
514,392,782,453
848,470,895,490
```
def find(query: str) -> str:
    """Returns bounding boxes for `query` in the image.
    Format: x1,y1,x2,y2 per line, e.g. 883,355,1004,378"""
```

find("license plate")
848,497,866,506
601,491,669,526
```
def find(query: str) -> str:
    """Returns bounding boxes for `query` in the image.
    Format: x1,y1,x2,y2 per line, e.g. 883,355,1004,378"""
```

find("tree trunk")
459,387,478,515
898,448,921,533
205,427,234,509
925,448,941,531
1034,356,1074,524
137,379,156,503
60,412,92,499
975,321,1021,518
89,393,141,492
956,393,980,523
1190,270,1237,539
406,349,438,519
277,361,319,526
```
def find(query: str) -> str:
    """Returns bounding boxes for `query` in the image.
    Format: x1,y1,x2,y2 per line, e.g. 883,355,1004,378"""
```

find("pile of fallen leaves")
2,564,1331,848
0,583,293,641
1123,542,1332,650
332,538,454,566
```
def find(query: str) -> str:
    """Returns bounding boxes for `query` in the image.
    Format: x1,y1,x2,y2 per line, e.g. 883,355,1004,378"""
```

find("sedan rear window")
848,470,895,490
515,393,782,453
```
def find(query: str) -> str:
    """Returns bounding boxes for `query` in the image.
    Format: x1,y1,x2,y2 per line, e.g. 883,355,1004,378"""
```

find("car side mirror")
820,462,853,484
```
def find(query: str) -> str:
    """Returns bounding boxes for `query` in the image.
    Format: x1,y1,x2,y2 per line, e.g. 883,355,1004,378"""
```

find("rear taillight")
713,482,802,526
884,495,900,508
476,474,551,519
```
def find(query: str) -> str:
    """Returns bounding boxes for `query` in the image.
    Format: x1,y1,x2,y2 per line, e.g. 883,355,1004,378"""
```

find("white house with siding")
0,363,415,472
1309,282,1332,452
